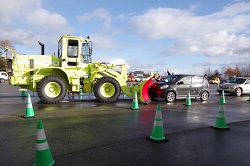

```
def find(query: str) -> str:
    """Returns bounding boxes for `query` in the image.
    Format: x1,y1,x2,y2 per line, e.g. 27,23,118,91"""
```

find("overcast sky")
1,0,250,75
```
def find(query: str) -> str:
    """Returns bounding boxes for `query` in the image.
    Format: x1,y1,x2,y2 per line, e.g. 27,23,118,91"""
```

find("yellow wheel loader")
6,35,153,104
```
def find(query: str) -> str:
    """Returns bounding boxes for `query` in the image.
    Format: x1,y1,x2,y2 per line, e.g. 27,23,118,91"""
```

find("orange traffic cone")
131,91,139,110
147,104,168,142
211,101,230,130
34,120,55,166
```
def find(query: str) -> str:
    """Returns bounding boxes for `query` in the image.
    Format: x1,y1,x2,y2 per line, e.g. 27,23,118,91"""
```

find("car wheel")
218,90,222,95
0,79,4,83
165,91,176,102
200,91,209,101
235,87,242,96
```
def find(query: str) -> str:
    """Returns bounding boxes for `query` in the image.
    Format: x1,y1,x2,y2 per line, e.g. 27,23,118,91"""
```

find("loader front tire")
94,77,121,103
37,76,66,104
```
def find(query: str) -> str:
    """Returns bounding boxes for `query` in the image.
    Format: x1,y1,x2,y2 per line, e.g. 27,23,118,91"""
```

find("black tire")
165,91,176,102
235,87,242,96
0,79,4,83
218,90,222,95
93,77,121,103
200,91,209,101
37,76,66,104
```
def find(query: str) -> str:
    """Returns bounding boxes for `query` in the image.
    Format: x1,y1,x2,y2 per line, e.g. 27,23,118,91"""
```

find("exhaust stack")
38,41,44,55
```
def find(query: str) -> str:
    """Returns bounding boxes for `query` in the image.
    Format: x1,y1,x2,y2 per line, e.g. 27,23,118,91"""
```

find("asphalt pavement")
0,83,250,166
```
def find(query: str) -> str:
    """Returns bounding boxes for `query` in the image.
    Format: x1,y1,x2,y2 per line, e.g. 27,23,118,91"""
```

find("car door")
244,79,250,93
190,76,203,96
176,76,192,96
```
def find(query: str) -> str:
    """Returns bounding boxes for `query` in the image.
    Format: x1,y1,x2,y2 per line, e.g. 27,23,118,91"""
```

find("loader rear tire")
37,76,66,104
94,77,121,103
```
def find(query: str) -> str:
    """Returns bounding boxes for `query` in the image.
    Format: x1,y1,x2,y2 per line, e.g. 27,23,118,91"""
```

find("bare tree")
239,65,250,77
0,39,15,58
203,67,213,79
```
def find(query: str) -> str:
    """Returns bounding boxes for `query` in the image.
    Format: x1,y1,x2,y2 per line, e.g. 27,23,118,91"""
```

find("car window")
192,77,204,85
165,75,180,83
229,78,246,84
179,76,192,84
246,79,250,84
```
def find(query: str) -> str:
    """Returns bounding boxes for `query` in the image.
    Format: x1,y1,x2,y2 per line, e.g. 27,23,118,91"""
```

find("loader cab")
58,35,92,67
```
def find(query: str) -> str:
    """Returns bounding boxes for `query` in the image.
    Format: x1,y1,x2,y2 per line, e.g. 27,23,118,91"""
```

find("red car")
148,75,185,99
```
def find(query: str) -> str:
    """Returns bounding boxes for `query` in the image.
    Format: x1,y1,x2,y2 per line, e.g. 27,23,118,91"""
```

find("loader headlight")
160,85,169,89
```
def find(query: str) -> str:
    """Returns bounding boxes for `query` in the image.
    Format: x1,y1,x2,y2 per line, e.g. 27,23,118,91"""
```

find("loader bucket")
139,77,154,104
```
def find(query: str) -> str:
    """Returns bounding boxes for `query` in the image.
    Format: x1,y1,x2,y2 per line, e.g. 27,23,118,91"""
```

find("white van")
0,71,8,83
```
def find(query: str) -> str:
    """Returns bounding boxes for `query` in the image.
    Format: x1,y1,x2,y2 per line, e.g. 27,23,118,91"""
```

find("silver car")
217,77,250,96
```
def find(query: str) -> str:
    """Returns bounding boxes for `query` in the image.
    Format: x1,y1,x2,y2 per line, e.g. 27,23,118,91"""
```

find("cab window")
67,40,78,58
82,42,92,63
58,41,62,58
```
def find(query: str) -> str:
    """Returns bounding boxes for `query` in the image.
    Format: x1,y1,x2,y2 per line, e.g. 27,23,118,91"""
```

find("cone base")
183,103,191,106
130,107,139,110
211,126,230,130
146,136,168,142
34,160,55,166
23,115,35,118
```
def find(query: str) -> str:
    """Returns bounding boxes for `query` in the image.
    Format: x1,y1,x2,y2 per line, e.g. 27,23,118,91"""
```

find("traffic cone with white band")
147,104,168,142
131,91,139,110
211,101,230,130
34,120,55,166
24,94,35,118
219,90,226,104
184,90,191,106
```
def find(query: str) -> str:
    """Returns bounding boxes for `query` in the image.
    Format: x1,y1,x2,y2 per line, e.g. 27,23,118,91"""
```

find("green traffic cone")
34,120,55,166
21,90,27,97
79,89,83,96
247,96,250,101
211,101,230,130
147,104,168,142
184,90,191,106
24,94,35,118
131,91,139,110
219,90,226,104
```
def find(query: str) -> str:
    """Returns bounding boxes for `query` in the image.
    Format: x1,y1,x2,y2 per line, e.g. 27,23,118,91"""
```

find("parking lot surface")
0,83,250,165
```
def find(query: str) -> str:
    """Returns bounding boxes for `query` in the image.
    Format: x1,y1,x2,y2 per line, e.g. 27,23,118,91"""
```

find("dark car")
149,74,210,102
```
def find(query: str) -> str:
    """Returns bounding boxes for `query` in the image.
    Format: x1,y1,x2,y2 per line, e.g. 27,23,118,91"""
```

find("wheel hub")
49,87,55,93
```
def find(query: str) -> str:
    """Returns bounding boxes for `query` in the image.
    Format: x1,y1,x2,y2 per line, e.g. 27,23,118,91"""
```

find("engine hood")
219,83,240,87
